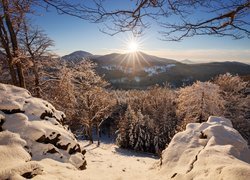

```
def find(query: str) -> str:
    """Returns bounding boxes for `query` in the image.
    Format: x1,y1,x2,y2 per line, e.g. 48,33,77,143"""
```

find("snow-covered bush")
157,116,250,179
0,83,86,178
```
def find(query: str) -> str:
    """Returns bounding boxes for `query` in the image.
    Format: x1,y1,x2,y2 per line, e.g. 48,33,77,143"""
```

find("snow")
0,83,86,179
0,130,43,179
101,64,176,76
143,64,176,76
157,116,250,180
101,65,133,74
80,141,158,180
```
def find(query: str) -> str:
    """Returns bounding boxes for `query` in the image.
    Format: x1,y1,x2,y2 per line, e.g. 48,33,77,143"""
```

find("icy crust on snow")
0,83,86,179
158,116,250,180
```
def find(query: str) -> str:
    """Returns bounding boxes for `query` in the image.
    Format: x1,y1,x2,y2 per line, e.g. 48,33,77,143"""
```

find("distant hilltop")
62,50,93,63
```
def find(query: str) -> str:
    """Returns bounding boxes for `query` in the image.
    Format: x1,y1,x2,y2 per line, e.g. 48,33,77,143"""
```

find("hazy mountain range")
62,50,250,89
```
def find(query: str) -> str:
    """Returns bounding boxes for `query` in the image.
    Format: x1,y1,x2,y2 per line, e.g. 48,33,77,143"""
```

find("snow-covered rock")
0,83,86,179
157,116,250,180
0,130,43,179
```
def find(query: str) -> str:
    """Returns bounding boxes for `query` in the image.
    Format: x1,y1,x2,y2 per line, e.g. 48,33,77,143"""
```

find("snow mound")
0,83,86,179
158,116,250,180
0,130,43,179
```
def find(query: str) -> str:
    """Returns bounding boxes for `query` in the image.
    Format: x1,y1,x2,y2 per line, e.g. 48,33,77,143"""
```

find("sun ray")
137,52,151,66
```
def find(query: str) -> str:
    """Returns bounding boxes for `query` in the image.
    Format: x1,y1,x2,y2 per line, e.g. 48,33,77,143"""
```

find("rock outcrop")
158,116,250,180
0,83,86,179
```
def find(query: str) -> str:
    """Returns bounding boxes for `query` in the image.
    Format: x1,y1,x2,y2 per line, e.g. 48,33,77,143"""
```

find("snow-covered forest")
1,57,250,179
1,0,250,179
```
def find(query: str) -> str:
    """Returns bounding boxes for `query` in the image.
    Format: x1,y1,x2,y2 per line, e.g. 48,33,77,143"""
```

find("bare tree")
20,21,54,97
43,0,250,40
214,73,250,144
77,87,115,144
46,65,76,120
70,60,114,144
177,81,225,128
0,0,31,87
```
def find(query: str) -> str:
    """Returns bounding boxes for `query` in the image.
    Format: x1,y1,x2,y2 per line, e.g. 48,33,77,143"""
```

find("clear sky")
31,1,250,63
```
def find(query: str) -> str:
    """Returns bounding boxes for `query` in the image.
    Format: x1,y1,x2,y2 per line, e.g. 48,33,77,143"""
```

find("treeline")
113,76,249,153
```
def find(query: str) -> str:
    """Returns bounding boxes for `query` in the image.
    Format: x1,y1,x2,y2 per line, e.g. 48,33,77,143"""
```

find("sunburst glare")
113,34,151,71
124,35,142,53
127,41,138,52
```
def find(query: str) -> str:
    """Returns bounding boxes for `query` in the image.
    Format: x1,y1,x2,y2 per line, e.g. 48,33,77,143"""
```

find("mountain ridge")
62,51,250,89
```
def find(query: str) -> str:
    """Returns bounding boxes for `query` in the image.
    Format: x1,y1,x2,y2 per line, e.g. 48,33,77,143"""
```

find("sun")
127,41,139,52
122,34,144,53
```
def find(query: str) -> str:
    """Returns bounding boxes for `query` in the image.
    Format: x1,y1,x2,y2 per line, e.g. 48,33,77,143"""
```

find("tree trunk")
88,125,93,144
97,125,100,146
32,59,41,97
6,58,18,85
16,62,26,88
2,0,26,88
198,91,205,123
0,18,18,86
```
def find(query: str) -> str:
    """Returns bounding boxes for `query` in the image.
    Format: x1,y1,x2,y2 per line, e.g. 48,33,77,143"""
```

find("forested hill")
62,51,250,89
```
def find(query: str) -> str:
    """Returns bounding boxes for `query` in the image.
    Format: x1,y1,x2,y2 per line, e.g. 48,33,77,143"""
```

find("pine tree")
115,86,178,154
116,105,136,148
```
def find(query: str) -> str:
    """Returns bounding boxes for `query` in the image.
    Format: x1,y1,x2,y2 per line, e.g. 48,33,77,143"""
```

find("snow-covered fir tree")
116,105,137,148
115,86,178,154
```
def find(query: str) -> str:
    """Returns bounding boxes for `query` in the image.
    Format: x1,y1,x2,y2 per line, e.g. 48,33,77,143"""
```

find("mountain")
62,51,250,89
87,52,250,89
181,59,196,64
92,51,177,66
62,50,93,63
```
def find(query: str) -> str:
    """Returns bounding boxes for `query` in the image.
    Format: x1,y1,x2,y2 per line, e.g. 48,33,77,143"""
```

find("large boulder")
157,116,250,180
0,83,86,179
0,130,43,179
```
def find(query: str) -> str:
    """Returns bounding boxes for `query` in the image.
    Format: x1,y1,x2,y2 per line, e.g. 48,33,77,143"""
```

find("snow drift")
157,116,250,180
0,83,86,179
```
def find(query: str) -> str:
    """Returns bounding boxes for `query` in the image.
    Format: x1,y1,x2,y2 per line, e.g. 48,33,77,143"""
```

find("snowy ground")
81,140,159,180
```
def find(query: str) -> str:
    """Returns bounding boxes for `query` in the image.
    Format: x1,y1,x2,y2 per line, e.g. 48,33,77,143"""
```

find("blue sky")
31,1,250,63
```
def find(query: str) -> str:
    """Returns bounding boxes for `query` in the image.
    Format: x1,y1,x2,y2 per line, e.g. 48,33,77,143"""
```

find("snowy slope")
157,116,250,180
81,141,158,180
0,83,86,179
80,116,250,180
